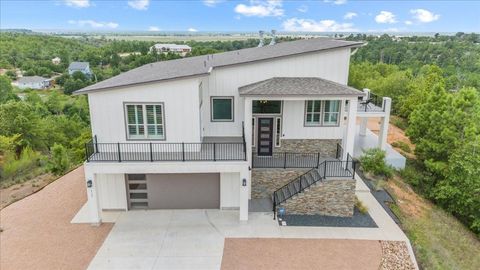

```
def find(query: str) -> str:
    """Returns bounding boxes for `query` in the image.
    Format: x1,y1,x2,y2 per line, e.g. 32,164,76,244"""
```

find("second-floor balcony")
85,137,246,162
357,92,386,113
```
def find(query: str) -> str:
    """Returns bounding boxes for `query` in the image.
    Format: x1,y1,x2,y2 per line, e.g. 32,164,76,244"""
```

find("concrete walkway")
88,175,418,270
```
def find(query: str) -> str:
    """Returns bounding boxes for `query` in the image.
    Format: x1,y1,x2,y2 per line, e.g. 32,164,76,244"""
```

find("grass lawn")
387,175,480,270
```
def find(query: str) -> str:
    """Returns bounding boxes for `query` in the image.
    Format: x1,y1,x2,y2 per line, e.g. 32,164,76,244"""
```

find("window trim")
304,100,341,127
210,96,234,122
124,102,166,141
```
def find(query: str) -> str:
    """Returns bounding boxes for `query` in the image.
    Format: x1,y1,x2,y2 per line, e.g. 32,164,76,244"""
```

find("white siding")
201,48,352,137
97,174,127,210
88,78,201,143
282,100,347,139
220,172,240,209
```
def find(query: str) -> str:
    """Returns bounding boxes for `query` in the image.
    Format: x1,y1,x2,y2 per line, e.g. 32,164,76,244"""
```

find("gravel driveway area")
221,238,383,270
0,166,113,270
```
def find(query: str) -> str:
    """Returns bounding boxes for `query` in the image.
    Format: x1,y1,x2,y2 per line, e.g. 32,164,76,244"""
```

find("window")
211,97,234,122
252,117,256,147
323,100,340,126
252,100,282,114
304,100,341,126
125,104,165,140
275,117,282,147
305,100,322,125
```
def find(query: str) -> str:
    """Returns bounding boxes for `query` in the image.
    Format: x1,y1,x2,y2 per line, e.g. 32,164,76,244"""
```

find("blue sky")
1,1,479,33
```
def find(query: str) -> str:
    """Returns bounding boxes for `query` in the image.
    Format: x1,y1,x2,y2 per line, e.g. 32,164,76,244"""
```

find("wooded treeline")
347,33,480,234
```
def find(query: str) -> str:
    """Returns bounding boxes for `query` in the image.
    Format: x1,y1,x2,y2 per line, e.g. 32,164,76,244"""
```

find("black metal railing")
358,92,385,112
85,141,246,162
272,155,357,219
252,152,321,168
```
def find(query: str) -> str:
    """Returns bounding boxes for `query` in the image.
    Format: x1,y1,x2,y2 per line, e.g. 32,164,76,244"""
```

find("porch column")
84,165,101,225
343,97,358,160
243,98,253,200
239,168,249,221
359,89,370,136
378,97,392,150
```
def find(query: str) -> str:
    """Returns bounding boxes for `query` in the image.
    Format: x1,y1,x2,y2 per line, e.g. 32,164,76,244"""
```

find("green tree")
48,143,70,175
0,75,18,104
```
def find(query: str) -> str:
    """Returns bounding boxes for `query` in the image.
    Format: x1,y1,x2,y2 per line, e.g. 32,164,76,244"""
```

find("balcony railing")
85,140,246,162
358,92,385,112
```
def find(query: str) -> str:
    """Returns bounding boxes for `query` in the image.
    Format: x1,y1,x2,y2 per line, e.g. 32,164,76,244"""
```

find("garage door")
127,173,220,209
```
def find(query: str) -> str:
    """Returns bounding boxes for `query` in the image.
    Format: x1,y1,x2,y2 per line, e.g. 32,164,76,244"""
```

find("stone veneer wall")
280,179,355,217
251,169,309,199
275,139,341,157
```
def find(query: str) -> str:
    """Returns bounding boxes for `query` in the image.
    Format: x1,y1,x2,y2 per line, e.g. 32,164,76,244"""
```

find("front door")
257,118,274,156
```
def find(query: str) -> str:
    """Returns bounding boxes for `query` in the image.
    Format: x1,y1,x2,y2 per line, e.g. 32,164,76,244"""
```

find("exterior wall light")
242,178,247,187
86,180,93,188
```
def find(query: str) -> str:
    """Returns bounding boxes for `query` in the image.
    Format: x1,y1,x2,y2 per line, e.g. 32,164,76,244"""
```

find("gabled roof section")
238,77,364,97
68,62,89,70
74,38,362,94
18,76,48,83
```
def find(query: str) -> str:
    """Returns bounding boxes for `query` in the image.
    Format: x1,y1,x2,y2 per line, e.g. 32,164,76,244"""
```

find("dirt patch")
0,173,57,209
386,176,431,219
380,241,416,270
221,238,382,270
360,117,416,159
0,166,113,270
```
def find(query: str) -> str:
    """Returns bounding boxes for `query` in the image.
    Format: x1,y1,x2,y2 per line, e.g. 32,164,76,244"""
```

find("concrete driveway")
88,210,278,270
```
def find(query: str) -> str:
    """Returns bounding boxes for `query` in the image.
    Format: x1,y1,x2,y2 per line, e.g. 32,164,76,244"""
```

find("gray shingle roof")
74,38,362,94
68,62,89,70
238,77,364,97
18,76,48,84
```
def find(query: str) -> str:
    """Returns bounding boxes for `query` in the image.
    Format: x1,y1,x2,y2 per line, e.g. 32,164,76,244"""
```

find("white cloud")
297,5,308,13
64,0,90,8
344,12,357,20
375,11,397,24
68,20,119,29
234,0,284,17
410,9,440,23
324,0,347,5
188,28,198,32
128,0,150,10
282,18,357,32
148,26,160,31
203,0,223,7
405,20,413,25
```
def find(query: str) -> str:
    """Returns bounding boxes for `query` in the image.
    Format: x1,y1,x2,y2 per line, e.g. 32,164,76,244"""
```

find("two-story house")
74,38,393,224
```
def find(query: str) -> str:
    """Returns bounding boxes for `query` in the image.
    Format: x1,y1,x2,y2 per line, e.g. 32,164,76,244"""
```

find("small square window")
211,97,234,122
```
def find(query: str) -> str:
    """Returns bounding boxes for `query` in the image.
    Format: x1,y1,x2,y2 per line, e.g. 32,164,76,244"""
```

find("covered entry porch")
239,77,365,166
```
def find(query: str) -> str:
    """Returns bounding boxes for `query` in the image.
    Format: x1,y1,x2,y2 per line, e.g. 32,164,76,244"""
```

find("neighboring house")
74,38,395,224
52,57,61,65
14,76,51,89
68,62,92,76
150,43,192,56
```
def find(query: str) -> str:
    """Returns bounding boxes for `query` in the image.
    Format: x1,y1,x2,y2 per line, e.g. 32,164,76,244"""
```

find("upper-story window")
125,103,165,140
211,96,234,122
305,100,341,126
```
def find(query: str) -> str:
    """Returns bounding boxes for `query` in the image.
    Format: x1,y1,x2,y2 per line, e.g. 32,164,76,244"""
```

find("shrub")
48,143,70,175
391,116,408,130
355,197,369,214
359,148,393,179
0,147,43,184
391,141,412,153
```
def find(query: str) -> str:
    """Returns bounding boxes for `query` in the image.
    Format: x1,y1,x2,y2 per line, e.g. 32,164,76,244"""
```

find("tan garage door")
146,173,220,209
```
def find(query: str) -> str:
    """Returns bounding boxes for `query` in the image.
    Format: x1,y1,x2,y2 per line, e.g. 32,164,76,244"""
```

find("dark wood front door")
257,118,274,156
